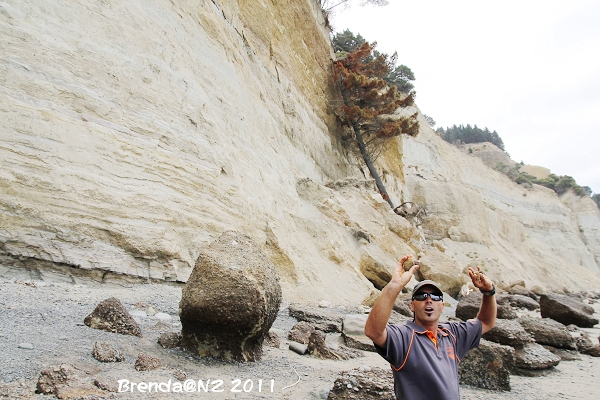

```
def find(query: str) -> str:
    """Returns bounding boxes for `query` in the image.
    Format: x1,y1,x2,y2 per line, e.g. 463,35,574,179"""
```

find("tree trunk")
351,121,395,209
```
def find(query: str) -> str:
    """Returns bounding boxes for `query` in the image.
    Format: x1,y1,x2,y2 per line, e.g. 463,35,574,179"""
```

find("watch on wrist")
481,285,496,296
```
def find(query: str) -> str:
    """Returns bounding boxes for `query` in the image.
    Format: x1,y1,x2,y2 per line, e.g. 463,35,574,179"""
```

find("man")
365,255,497,400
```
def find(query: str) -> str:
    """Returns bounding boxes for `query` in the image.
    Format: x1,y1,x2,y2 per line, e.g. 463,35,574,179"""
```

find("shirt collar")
407,320,449,336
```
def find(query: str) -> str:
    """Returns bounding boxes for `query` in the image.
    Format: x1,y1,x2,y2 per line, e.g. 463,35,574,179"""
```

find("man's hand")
468,266,493,292
468,266,497,334
393,255,419,288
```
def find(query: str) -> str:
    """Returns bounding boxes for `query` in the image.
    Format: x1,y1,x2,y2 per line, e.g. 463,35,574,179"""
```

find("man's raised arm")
365,256,419,347
468,266,497,334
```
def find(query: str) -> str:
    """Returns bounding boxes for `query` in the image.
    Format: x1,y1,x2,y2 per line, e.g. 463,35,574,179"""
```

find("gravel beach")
1,271,599,399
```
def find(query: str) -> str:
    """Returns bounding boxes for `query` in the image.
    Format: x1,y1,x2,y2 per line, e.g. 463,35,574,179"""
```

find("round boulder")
179,231,282,362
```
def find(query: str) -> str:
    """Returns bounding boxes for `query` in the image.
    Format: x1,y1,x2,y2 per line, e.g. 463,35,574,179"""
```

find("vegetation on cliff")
333,29,416,94
332,38,419,208
494,162,596,203
438,124,505,150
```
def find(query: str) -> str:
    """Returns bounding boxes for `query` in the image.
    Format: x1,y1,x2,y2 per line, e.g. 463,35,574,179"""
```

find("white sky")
330,0,600,194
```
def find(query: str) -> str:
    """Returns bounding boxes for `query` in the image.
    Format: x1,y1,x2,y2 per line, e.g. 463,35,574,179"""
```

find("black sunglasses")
412,292,443,301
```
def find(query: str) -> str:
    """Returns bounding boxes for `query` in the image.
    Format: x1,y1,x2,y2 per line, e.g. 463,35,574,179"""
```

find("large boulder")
513,343,561,374
539,293,598,328
179,231,282,362
414,253,468,298
497,294,539,311
456,293,516,321
518,317,576,350
458,339,514,391
83,297,142,337
482,319,533,346
328,367,395,399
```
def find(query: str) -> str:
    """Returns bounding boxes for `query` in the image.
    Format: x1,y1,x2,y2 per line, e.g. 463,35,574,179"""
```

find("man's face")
410,287,444,326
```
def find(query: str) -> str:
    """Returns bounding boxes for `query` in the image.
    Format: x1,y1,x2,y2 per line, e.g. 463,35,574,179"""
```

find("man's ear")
410,301,414,312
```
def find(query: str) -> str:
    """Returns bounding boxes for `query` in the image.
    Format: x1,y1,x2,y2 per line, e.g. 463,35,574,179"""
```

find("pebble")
145,306,157,316
18,343,34,350
152,312,172,321
129,310,147,318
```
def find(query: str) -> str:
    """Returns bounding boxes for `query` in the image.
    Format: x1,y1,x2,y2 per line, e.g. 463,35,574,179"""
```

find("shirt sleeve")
445,319,482,359
373,324,409,368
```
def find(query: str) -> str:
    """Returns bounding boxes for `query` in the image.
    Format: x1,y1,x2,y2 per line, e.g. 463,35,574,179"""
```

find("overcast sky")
330,0,600,194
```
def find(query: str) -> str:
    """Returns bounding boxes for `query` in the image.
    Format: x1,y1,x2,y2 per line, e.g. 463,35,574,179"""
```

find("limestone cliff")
1,0,599,304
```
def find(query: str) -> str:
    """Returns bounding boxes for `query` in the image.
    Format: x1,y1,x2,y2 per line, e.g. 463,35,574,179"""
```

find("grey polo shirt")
374,319,482,400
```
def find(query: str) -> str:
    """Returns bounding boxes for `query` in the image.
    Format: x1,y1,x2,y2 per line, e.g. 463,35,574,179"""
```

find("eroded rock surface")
84,297,142,337
482,319,533,346
327,367,395,399
179,231,281,361
518,317,576,349
539,293,598,328
513,343,561,373
459,339,514,391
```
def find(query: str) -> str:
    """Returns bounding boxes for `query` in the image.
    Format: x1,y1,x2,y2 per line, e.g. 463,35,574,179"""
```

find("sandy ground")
1,268,600,399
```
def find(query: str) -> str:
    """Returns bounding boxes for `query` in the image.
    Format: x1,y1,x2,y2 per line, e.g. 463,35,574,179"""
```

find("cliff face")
393,115,600,292
1,0,599,303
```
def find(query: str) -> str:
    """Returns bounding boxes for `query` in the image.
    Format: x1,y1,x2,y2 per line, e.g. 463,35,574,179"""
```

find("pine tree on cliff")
334,42,419,209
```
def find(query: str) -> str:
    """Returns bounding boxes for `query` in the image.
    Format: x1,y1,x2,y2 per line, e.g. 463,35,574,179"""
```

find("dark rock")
514,343,561,371
539,293,598,328
542,345,581,361
327,367,395,399
456,292,516,321
497,294,539,311
288,321,316,344
456,292,483,321
92,341,124,362
173,369,187,381
497,303,518,320
264,331,280,348
158,332,181,349
135,353,161,371
36,364,103,398
179,231,282,362
482,319,533,346
308,331,340,360
84,297,142,337
507,285,538,300
459,339,514,391
575,333,600,356
288,304,342,332
518,317,576,349
94,377,118,392
36,364,74,395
